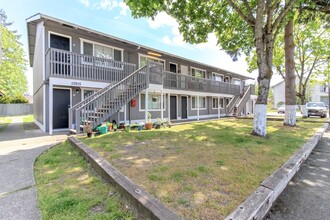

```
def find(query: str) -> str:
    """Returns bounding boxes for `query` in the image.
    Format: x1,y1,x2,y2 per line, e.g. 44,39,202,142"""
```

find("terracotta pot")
146,123,153,130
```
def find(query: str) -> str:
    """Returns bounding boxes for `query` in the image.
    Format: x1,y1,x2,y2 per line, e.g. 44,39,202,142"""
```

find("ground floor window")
192,96,206,109
140,93,166,110
212,98,218,109
83,89,96,100
220,98,224,108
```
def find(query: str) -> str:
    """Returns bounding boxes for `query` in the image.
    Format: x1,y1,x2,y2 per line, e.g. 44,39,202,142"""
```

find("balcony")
46,48,241,96
46,48,136,83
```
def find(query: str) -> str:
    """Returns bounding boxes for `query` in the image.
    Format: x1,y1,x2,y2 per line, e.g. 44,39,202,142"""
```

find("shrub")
0,95,29,104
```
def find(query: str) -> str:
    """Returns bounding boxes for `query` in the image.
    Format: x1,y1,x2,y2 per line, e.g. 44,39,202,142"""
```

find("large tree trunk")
284,19,296,126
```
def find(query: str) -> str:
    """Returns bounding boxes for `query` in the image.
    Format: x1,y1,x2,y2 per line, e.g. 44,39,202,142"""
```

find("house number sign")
71,82,82,86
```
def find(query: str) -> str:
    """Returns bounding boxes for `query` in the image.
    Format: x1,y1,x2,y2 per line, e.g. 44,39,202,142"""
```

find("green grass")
34,142,134,220
80,118,322,219
0,116,11,132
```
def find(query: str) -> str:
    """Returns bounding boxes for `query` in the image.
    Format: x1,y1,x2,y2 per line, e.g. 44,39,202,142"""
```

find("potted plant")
84,122,93,138
106,121,112,132
145,112,153,130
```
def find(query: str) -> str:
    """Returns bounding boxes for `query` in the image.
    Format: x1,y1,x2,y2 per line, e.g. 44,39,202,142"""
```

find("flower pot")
146,122,153,130
87,132,92,138
108,125,112,132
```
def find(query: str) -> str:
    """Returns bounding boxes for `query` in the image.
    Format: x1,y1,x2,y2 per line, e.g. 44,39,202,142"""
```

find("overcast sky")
1,0,276,95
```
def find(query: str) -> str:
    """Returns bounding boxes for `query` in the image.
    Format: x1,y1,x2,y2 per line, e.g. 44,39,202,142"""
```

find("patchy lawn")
34,142,134,220
80,119,322,219
23,115,39,130
0,116,11,132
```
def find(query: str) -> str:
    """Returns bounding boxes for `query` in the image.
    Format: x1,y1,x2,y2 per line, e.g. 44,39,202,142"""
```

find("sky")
1,0,276,95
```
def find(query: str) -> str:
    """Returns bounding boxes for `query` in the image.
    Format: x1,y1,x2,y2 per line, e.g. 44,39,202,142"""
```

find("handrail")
236,85,251,115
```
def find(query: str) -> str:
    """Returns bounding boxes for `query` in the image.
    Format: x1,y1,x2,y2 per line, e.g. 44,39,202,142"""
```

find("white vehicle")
306,102,327,118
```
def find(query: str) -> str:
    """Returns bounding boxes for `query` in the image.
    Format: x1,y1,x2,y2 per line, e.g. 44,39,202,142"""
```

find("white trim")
49,77,109,89
139,92,167,112
50,86,73,134
169,94,179,120
138,53,166,70
145,88,148,122
191,96,207,110
161,90,164,120
49,82,53,135
162,88,233,98
169,62,178,73
34,119,45,133
191,66,207,78
42,85,46,132
188,114,222,120
80,38,124,62
48,31,72,51
168,93,170,121
26,14,41,23
212,72,224,82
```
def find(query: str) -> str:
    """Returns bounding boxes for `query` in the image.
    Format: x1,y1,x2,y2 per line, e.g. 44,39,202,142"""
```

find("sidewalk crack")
0,185,35,198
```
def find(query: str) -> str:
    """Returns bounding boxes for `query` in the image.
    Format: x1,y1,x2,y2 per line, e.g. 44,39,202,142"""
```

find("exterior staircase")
226,85,252,116
69,63,154,134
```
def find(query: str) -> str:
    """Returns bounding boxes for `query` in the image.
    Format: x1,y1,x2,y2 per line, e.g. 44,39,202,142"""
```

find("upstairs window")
139,54,165,70
212,73,224,82
191,67,206,78
81,40,123,62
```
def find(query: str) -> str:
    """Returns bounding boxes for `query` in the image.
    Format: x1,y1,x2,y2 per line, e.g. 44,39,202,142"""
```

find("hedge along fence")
0,104,33,116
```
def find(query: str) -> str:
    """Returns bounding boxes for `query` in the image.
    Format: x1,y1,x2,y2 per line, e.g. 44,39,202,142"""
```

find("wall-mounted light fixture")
147,51,162,57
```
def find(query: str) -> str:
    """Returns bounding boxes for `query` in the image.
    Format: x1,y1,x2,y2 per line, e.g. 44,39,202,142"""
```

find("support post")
161,90,164,120
49,82,53,135
145,89,149,122
197,96,200,121
168,93,171,121
124,104,127,124
218,97,220,118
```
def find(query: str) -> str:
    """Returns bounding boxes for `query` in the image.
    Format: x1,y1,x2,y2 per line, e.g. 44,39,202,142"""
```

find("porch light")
147,51,162,57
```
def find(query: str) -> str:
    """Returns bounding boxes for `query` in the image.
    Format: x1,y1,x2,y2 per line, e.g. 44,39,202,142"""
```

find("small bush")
0,95,29,104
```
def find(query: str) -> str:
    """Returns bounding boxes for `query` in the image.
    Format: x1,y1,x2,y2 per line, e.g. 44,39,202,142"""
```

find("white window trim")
81,88,99,101
80,38,124,62
191,66,207,79
169,62,178,73
138,53,166,70
232,77,241,85
212,97,219,109
48,31,72,52
212,72,224,81
191,96,207,110
219,97,225,109
139,93,167,112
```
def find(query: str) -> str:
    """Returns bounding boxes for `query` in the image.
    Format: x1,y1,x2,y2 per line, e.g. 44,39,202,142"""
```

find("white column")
124,104,127,124
168,93,171,121
161,90,164,120
145,89,149,122
218,97,220,118
49,82,53,135
197,95,200,121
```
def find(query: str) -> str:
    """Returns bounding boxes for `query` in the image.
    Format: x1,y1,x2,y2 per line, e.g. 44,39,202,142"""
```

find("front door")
170,96,177,120
53,89,70,129
181,97,187,119
50,34,70,75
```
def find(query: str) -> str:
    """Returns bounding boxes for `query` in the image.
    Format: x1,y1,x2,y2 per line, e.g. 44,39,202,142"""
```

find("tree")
125,0,296,137
0,10,27,96
266,16,330,117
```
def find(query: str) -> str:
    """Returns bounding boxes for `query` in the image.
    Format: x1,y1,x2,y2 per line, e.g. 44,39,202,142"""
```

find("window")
191,67,206,78
82,89,97,100
220,98,224,108
192,96,206,109
140,93,166,110
81,40,123,61
212,98,218,109
232,78,241,85
321,83,328,92
212,73,224,82
139,54,165,70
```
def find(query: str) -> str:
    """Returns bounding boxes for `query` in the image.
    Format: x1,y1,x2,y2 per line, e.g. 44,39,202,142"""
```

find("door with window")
180,65,188,89
50,34,70,75
53,89,70,129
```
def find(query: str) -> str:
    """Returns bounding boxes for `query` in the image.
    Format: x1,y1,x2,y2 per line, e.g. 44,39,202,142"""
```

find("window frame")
191,96,207,110
139,93,166,111
212,72,224,82
138,53,166,70
191,66,207,79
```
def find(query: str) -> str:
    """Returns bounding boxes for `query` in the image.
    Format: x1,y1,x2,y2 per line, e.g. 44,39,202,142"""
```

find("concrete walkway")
0,116,67,220
266,127,330,220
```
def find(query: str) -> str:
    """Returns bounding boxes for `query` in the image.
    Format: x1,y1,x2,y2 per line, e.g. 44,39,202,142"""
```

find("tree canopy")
125,0,296,136
0,9,27,96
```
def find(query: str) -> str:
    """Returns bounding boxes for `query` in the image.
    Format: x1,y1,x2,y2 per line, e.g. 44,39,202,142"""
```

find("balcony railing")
46,48,242,96
163,71,241,95
46,48,136,83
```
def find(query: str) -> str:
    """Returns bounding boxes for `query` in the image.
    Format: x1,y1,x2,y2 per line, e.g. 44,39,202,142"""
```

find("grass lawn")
80,118,322,219
0,116,11,132
23,115,39,130
34,142,134,220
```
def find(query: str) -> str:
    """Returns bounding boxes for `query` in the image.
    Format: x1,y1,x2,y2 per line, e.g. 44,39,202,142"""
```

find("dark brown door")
53,89,70,129
170,96,177,120
181,97,187,119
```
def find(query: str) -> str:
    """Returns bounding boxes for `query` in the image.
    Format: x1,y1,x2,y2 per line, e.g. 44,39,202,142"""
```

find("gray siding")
34,87,44,126
33,22,45,94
